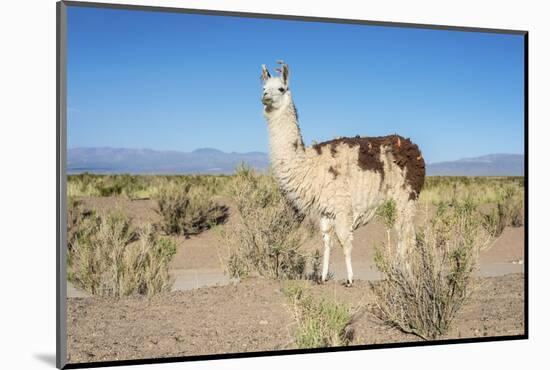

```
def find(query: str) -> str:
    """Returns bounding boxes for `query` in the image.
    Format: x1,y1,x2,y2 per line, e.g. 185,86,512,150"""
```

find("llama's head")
260,61,290,111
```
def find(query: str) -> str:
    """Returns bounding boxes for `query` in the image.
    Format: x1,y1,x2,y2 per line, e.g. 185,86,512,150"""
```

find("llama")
260,61,425,285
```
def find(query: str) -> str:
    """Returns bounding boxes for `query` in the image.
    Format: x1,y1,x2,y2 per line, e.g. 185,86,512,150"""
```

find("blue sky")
67,6,525,163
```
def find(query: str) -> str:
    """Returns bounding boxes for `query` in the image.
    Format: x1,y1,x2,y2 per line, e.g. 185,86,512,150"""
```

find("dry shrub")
500,185,524,227
371,200,491,340
481,204,508,237
306,249,329,282
67,198,95,252
283,283,353,348
120,225,178,296
155,183,228,236
482,185,524,237
67,211,177,297
222,165,310,280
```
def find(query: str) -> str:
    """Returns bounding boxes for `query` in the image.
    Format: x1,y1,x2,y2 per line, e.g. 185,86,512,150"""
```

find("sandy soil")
66,196,526,364
76,197,525,285
67,274,524,364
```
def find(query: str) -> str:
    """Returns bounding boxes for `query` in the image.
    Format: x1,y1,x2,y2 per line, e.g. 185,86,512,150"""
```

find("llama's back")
303,134,425,224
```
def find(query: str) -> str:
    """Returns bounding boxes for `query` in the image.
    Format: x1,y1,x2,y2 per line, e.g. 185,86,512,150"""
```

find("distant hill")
68,148,524,176
426,154,524,176
67,147,270,174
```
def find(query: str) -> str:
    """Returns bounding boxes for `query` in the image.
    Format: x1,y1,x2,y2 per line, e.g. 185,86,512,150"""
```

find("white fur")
261,63,417,285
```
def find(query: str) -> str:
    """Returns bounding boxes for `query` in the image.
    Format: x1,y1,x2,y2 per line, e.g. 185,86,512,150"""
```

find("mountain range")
426,153,524,176
67,147,270,174
68,147,524,176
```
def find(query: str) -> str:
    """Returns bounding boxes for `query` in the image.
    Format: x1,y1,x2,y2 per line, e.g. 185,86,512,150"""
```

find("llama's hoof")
344,280,353,288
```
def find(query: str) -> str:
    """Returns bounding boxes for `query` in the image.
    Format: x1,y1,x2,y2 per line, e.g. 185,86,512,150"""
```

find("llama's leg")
395,199,416,256
335,219,354,286
343,240,354,286
320,216,333,283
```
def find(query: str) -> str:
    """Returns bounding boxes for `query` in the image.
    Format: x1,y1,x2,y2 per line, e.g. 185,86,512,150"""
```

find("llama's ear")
282,65,290,86
261,64,271,81
278,61,290,86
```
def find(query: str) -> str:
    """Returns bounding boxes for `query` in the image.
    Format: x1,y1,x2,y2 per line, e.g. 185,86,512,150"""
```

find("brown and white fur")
260,61,425,285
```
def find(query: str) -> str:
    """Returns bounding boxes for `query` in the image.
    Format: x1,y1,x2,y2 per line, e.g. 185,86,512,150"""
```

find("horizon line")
68,145,524,164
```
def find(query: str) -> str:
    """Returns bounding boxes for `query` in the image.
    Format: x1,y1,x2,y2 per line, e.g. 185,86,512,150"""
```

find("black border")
56,1,529,369
523,31,529,340
57,2,68,368
63,335,524,369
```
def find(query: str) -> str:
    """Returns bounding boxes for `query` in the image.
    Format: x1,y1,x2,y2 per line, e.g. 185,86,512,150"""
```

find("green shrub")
370,200,491,340
222,165,310,280
284,283,353,348
377,199,397,246
155,183,227,236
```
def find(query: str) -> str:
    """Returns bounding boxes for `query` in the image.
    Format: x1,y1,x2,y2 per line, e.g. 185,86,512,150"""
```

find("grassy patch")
420,176,524,206
283,283,353,348
68,173,150,198
68,173,232,199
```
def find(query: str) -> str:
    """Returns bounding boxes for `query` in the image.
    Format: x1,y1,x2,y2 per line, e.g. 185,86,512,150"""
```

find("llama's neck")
264,96,306,177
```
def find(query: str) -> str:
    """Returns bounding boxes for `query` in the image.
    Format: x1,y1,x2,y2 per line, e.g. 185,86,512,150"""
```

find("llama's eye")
279,87,285,93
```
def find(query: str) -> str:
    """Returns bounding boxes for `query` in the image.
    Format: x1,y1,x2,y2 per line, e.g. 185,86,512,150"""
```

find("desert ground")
66,178,525,364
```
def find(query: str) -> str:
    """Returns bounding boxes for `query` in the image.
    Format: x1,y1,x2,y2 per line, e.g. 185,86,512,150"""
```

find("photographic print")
58,1,527,367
